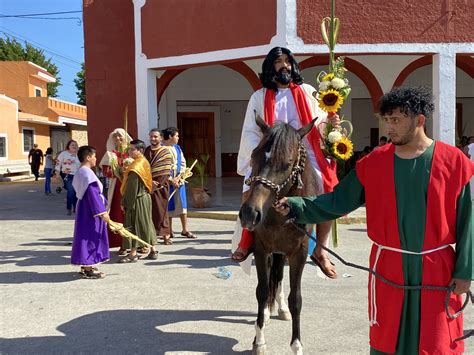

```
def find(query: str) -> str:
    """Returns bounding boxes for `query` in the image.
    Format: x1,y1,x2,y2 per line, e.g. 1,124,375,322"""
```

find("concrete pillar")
432,51,456,145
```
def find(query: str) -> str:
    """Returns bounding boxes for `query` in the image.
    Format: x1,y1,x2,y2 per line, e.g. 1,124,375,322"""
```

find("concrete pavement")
0,180,472,354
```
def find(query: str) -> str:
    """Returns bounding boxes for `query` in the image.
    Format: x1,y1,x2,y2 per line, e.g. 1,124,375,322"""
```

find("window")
35,88,42,97
0,136,6,158
23,129,34,153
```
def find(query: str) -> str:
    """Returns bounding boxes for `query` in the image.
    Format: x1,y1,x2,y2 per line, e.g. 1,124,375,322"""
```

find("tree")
0,36,61,97
74,63,86,105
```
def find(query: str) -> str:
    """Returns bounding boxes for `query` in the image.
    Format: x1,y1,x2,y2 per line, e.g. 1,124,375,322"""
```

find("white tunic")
237,83,328,192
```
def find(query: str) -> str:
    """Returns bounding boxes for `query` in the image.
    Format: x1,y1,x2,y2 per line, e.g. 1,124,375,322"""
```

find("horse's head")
239,115,315,231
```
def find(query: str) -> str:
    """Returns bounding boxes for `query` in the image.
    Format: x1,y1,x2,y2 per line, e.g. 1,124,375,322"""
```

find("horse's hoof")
278,309,292,321
291,339,303,354
252,343,267,355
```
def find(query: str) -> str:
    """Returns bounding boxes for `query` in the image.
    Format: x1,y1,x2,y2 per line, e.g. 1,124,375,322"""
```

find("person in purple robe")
71,146,110,279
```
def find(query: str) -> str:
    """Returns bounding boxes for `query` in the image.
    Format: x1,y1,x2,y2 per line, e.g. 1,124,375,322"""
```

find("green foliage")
74,62,86,105
0,36,61,97
192,153,210,189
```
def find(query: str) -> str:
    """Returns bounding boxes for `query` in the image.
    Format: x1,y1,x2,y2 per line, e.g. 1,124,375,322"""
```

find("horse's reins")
244,141,473,342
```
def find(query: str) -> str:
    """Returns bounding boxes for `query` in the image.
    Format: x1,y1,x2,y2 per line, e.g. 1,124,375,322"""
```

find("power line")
0,27,83,66
0,11,82,18
6,16,82,22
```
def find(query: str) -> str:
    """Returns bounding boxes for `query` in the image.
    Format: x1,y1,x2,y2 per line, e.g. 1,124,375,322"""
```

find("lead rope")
285,220,473,342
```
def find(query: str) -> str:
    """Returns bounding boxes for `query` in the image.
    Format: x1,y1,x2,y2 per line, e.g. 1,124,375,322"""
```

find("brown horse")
239,115,319,355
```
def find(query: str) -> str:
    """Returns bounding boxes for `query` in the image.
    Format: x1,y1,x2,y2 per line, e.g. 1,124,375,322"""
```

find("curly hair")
259,47,303,92
379,86,435,118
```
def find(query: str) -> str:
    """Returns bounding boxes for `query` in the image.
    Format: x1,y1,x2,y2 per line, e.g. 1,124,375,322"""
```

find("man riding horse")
233,46,339,279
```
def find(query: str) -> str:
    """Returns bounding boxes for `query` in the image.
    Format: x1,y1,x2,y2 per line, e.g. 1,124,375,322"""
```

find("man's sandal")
310,254,337,279
117,248,128,256
118,254,139,263
163,236,173,245
231,246,254,263
181,231,197,239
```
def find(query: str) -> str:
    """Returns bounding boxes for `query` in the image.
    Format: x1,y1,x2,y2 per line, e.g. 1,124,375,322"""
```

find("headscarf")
99,128,133,167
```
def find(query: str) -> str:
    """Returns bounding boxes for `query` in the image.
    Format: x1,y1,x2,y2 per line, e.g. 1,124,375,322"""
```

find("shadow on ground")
0,309,255,354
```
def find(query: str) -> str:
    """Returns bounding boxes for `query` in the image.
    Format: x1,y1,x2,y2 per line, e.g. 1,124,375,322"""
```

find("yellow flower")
318,89,344,113
332,137,353,160
322,73,335,81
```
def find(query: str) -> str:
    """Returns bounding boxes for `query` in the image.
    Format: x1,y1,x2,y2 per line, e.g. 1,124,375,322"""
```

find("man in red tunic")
276,86,472,354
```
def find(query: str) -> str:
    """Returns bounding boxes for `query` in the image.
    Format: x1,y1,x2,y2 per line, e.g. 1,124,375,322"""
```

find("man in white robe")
232,46,339,278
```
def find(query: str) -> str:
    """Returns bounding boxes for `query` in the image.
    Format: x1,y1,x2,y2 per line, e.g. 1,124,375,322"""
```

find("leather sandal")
163,235,173,245
81,269,106,279
310,254,337,279
117,248,128,256
118,254,138,263
231,246,254,263
181,231,197,239
80,266,98,275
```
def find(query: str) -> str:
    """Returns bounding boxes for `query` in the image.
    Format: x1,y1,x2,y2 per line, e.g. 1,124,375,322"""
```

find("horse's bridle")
244,142,307,205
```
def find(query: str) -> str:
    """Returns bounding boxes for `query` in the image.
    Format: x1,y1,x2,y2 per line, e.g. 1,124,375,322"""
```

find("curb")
188,210,366,224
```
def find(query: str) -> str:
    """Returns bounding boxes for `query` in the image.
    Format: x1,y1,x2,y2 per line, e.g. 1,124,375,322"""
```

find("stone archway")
392,54,474,88
156,61,260,106
299,56,384,111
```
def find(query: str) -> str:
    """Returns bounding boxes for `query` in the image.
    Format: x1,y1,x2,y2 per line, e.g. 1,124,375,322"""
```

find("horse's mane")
250,122,322,197
251,123,299,172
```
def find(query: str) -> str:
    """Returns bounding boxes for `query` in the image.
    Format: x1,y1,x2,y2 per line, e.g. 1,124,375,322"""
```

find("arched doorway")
157,64,256,177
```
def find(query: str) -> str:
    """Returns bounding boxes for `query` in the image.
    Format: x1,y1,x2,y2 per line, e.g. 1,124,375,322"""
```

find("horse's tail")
268,253,286,312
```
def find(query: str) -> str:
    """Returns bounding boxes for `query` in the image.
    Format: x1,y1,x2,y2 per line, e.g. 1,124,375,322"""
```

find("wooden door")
177,112,215,176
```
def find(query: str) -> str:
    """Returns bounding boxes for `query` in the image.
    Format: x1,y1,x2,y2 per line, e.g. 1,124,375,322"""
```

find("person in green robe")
275,86,472,354
119,139,158,263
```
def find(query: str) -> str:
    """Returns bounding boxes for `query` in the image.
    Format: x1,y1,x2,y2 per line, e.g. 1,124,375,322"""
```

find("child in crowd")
43,147,55,195
71,145,110,279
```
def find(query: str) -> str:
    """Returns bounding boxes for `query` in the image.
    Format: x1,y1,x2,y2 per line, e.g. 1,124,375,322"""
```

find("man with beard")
144,129,173,247
232,46,339,279
275,86,473,354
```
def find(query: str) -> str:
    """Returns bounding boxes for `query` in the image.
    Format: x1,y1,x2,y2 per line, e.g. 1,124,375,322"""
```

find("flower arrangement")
109,147,130,180
316,0,354,161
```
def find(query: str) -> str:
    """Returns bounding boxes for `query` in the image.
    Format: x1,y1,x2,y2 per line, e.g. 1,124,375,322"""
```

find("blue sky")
0,0,84,103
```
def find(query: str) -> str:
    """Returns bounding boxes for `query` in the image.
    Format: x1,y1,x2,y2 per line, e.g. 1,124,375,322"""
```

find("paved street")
0,181,472,354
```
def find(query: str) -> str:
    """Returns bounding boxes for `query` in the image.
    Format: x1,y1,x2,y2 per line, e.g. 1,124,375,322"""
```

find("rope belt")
285,220,473,341
370,243,450,326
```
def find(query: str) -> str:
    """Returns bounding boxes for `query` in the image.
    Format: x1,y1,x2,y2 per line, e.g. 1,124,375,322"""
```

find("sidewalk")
188,177,367,224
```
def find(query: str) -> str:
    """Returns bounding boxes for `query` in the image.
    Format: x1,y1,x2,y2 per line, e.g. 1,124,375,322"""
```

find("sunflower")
322,73,335,81
332,136,353,160
318,89,344,113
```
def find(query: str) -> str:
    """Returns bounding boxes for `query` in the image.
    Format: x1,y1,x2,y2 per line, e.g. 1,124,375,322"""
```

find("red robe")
355,142,472,353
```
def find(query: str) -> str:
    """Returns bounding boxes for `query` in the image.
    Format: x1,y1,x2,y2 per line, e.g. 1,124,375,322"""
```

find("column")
432,51,456,145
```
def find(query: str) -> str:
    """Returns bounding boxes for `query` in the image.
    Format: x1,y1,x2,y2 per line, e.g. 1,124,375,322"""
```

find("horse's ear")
298,118,317,139
255,110,269,133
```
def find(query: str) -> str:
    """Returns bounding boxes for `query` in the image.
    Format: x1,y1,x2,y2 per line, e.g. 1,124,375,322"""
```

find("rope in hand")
285,218,473,342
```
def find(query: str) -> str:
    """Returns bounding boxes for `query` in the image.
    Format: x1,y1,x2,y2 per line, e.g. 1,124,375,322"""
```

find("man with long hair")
275,86,473,354
233,47,339,279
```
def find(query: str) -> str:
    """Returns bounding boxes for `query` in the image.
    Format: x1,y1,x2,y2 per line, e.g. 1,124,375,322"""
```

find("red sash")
264,83,338,192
